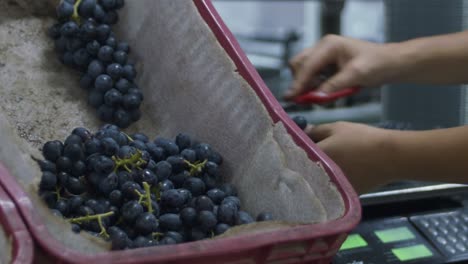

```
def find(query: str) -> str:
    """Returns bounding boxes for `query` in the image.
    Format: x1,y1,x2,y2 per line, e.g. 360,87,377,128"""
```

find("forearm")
386,31,468,85
385,126,468,184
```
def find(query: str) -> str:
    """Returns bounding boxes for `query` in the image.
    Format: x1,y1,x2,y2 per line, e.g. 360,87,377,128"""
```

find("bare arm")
307,123,468,194
285,31,468,99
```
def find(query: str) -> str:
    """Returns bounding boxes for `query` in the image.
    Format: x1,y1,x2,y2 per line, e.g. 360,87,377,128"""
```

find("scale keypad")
411,211,468,259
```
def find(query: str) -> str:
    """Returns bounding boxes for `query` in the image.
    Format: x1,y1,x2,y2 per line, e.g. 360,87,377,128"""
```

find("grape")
206,189,226,205
61,52,75,66
161,189,185,208
159,214,182,231
96,24,111,41
116,41,129,52
106,63,123,79
180,149,196,163
166,156,186,174
86,40,101,56
68,196,84,213
236,211,254,225
292,116,307,130
71,161,86,176
93,155,114,174
135,169,157,186
95,74,113,92
63,143,84,161
205,161,219,177
165,231,184,244
43,140,63,162
56,1,74,20
188,228,206,241
88,60,105,79
58,172,70,186
72,127,92,141
98,45,114,62
88,90,104,107
80,21,97,40
121,201,144,223
100,0,116,10
194,196,214,212
55,36,67,53
135,212,158,235
114,78,130,93
198,211,217,232
38,160,57,173
120,181,142,200
66,38,84,52
39,171,57,191
175,133,191,150
220,183,238,197
214,223,230,235
113,50,127,65
93,4,107,22
109,226,129,250
67,176,86,195
114,108,132,128
256,212,274,222
101,137,119,156
217,203,238,225
105,36,117,49
55,199,70,216
48,24,61,39
129,108,142,122
122,93,142,110
159,179,174,192
154,161,172,181
98,105,115,122
154,138,179,156
104,11,119,24
60,21,79,37
183,177,205,197
122,64,136,80
57,156,73,173
222,196,241,210
78,0,97,18
65,134,83,145
98,172,118,195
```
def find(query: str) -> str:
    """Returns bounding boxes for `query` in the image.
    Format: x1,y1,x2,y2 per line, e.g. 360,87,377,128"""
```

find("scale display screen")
391,244,433,261
339,234,368,251
375,227,415,243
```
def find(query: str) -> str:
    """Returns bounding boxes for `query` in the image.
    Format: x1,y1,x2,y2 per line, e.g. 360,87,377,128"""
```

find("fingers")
317,64,360,93
284,39,339,100
305,123,335,142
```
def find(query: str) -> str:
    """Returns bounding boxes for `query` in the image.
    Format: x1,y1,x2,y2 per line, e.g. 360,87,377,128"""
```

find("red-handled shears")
292,86,361,104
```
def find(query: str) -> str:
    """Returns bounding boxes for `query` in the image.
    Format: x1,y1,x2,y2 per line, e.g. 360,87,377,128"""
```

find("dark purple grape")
129,140,147,151
58,172,70,186
256,212,274,222
108,189,122,206
48,23,61,39
101,137,119,156
159,213,182,231
166,156,186,174
113,50,127,65
183,177,205,197
180,149,196,163
214,223,230,235
109,226,129,250
195,196,214,212
84,137,102,155
206,188,226,205
96,24,111,40
86,40,101,56
292,115,307,130
217,202,238,225
135,212,158,235
154,138,179,156
56,156,73,173
78,0,97,18
68,195,84,213
106,63,123,79
120,181,142,200
63,143,83,161
93,155,114,174
87,60,105,79
116,42,129,52
94,74,113,92
88,90,104,108
122,93,142,110
65,134,83,145
154,161,172,181
43,140,63,162
56,1,74,20
79,21,96,40
160,179,174,192
136,169,157,186
60,21,79,37
97,104,115,122
121,201,144,223
175,133,191,150
104,87,123,106
41,192,57,208
122,64,136,80
236,211,254,225
72,127,92,142
98,45,114,62
161,189,185,209
104,10,119,24
66,176,86,195
114,108,132,128
165,231,184,244
115,78,130,93
169,170,189,188
38,160,57,173
220,183,238,197
222,196,241,210
39,171,57,191
98,172,118,195
198,210,217,232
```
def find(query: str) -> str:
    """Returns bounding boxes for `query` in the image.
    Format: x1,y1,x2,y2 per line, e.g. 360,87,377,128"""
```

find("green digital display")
392,244,433,261
375,227,415,243
339,234,368,251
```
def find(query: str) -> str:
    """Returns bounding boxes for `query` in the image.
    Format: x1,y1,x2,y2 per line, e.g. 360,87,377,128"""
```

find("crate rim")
0,0,361,262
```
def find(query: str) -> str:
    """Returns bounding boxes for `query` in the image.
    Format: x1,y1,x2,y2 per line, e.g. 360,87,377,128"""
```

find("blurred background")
212,0,468,131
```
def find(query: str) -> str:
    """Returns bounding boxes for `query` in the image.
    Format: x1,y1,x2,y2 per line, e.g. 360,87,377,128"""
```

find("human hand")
306,121,397,194
284,35,399,100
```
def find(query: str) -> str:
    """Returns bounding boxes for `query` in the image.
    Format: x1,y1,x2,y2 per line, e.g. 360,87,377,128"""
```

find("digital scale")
333,183,468,264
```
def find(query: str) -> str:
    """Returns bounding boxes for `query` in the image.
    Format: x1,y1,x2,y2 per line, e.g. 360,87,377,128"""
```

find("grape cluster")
48,0,143,128
37,125,273,250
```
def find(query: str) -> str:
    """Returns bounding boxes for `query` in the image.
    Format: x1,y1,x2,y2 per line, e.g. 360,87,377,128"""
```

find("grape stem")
112,149,147,172
135,182,153,213
71,0,83,23
184,159,208,176
68,211,114,239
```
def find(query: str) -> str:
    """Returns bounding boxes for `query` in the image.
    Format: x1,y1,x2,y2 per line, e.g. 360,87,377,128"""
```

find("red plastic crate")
0,167,34,264
0,0,361,263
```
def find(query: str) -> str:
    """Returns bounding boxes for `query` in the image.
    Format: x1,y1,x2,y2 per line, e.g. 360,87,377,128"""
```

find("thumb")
317,65,360,94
